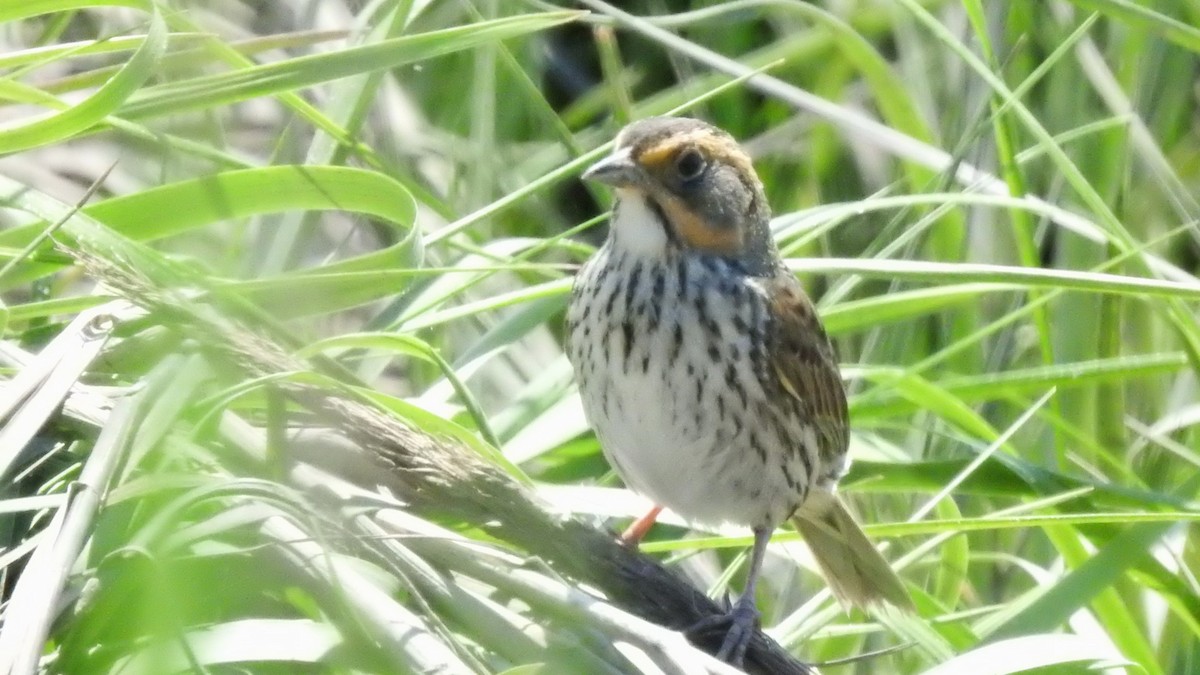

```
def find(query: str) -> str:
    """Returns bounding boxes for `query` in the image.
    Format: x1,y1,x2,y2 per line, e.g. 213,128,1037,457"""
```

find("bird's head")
583,116,777,275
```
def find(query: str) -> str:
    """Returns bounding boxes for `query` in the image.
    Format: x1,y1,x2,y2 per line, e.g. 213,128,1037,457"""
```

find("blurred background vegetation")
1,1,1199,673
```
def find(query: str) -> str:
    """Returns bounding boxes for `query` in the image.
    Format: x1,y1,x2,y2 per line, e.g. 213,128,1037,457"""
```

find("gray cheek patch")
683,166,750,234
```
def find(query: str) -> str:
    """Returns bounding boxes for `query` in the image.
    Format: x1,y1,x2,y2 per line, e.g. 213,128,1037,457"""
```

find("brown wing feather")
762,271,849,469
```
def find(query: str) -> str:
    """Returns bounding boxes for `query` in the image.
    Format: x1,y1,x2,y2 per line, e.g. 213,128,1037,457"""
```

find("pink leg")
620,505,664,546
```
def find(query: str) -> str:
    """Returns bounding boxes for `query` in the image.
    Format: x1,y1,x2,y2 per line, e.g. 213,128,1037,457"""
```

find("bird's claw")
719,591,734,611
686,598,761,668
717,599,760,666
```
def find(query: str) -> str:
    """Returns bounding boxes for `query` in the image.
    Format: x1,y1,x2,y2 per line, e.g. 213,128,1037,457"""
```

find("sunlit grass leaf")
0,7,166,154
119,11,585,120
0,166,417,288
920,633,1133,675
4,1,1200,673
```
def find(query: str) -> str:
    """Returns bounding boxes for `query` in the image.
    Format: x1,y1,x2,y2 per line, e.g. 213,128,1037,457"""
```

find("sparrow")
565,117,913,666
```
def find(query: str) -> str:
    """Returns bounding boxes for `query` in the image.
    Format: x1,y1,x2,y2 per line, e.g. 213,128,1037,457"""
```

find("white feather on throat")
573,188,807,529
610,190,669,257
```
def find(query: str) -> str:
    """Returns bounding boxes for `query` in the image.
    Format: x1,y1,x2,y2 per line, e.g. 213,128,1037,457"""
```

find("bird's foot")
686,596,760,668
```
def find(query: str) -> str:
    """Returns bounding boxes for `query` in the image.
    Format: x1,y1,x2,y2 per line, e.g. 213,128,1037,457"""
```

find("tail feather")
791,490,914,612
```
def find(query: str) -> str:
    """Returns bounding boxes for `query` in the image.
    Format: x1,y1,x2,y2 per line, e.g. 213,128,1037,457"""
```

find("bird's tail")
791,490,914,612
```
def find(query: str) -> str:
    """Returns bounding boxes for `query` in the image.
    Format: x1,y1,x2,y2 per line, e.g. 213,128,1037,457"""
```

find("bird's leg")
686,526,772,667
619,504,664,546
717,526,771,665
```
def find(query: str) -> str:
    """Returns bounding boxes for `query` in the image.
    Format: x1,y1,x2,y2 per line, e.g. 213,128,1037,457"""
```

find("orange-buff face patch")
659,196,743,253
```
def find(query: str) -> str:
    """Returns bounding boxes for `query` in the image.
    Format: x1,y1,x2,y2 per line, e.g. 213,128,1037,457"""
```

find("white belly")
567,247,808,529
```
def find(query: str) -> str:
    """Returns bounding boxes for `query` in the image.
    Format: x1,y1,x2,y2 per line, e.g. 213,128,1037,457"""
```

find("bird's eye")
674,148,706,181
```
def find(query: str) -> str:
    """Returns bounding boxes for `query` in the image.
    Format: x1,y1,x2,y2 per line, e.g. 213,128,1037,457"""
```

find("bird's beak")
582,147,643,188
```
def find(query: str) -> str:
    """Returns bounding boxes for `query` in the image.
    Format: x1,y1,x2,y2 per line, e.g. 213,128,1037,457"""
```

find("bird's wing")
760,270,849,468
